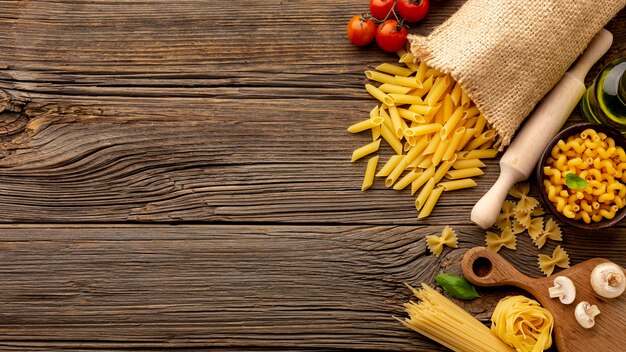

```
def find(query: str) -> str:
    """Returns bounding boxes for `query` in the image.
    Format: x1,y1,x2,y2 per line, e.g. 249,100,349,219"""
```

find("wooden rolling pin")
471,29,613,229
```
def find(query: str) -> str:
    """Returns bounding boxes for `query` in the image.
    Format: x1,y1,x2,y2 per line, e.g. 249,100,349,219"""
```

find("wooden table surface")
0,1,624,351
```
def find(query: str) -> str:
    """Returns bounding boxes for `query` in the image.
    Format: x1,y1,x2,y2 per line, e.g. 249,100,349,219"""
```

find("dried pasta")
485,227,516,253
401,284,515,352
491,296,554,352
361,156,379,192
538,245,570,276
509,183,539,212
543,128,626,223
349,58,498,219
496,200,516,231
529,218,562,249
425,225,458,257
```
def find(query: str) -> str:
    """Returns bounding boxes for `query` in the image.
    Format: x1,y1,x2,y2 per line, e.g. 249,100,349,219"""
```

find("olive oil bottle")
580,57,626,132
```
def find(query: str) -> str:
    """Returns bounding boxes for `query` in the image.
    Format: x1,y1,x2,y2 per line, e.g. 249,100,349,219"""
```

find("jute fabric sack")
409,0,625,148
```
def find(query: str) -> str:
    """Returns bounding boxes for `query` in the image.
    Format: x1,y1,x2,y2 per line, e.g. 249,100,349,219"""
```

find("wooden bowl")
536,123,626,230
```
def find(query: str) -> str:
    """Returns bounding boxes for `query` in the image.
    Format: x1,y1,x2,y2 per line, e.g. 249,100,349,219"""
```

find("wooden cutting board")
462,247,626,352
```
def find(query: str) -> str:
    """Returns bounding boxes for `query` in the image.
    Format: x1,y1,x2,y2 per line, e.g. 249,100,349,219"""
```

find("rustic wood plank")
0,224,622,351
0,2,623,224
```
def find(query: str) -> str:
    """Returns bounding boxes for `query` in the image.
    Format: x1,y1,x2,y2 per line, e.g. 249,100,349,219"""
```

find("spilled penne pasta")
348,54,499,219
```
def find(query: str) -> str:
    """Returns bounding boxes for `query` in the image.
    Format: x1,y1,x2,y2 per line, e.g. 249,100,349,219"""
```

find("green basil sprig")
565,173,588,190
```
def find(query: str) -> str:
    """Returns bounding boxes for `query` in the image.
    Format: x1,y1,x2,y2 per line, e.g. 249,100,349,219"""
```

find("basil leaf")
435,273,480,300
565,173,588,190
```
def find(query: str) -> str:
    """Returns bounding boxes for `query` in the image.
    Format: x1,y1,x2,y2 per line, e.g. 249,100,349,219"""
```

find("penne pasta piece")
442,94,454,122
379,106,394,131
408,104,433,116
406,135,431,163
418,185,444,218
473,114,487,137
398,108,425,123
347,116,384,133
386,157,409,187
416,61,428,82
415,178,436,211
372,125,381,141
351,139,381,162
440,106,464,140
394,169,423,191
376,155,403,177
450,82,462,106
463,106,481,120
388,105,404,138
434,154,457,182
379,83,412,95
395,48,408,59
366,84,394,106
426,68,446,78
404,61,419,72
443,127,466,161
380,124,403,155
411,165,436,195
403,123,443,138
445,167,484,179
465,130,496,151
462,149,498,159
413,75,434,98
426,75,450,106
369,104,379,119
389,94,424,105
461,89,471,108
417,156,434,169
458,128,477,150
433,136,451,165
463,116,479,129
398,51,414,63
408,153,427,170
395,75,423,89
365,70,396,85
438,178,478,191
423,133,442,155
404,140,413,151
453,158,486,169
376,63,413,77
362,156,379,191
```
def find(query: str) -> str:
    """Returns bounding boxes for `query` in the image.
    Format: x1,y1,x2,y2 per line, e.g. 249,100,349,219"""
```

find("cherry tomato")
346,15,376,46
397,0,429,23
369,0,395,20
376,20,408,52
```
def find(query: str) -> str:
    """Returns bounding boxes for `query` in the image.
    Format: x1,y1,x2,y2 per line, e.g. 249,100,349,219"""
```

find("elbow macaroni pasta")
542,128,626,223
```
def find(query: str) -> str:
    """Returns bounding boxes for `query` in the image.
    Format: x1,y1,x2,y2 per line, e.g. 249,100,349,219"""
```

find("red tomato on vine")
346,15,376,46
376,20,408,52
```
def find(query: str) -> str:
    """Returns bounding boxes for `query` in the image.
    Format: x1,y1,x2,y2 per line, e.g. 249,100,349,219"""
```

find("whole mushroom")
575,301,600,329
590,262,625,299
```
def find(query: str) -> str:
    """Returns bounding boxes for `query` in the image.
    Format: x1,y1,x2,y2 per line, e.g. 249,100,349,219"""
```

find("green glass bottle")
580,57,626,132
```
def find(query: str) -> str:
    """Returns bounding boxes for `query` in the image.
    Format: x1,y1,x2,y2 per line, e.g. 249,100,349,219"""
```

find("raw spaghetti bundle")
409,0,625,147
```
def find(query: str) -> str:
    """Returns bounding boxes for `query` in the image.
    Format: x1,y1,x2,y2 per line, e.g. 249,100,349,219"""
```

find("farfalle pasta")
496,200,516,230
509,183,539,212
529,218,562,249
425,225,458,257
538,245,570,276
485,227,516,253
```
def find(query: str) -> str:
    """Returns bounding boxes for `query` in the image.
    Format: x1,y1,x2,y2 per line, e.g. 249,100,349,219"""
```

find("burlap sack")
409,0,625,148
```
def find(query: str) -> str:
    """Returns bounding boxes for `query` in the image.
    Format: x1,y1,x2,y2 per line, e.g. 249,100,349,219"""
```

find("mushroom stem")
607,272,623,288
586,304,600,318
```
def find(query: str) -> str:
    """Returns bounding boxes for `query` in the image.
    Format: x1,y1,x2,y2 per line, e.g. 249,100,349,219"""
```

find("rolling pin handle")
471,164,524,229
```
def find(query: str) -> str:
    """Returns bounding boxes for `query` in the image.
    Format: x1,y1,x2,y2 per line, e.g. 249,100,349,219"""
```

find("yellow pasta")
538,245,570,276
375,63,413,76
425,225,458,256
529,218,562,249
491,296,554,352
401,284,515,352
347,116,384,133
376,155,403,177
542,128,626,222
351,59,495,219
418,185,444,219
485,227,516,252
445,167,484,180
378,83,412,95
361,156,379,191
508,182,539,212
351,139,381,162
411,165,435,195
496,200,517,230
437,178,477,191
452,158,485,169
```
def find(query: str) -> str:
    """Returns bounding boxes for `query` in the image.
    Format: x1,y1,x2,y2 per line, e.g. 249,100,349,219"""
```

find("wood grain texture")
0,0,624,350
0,224,623,351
